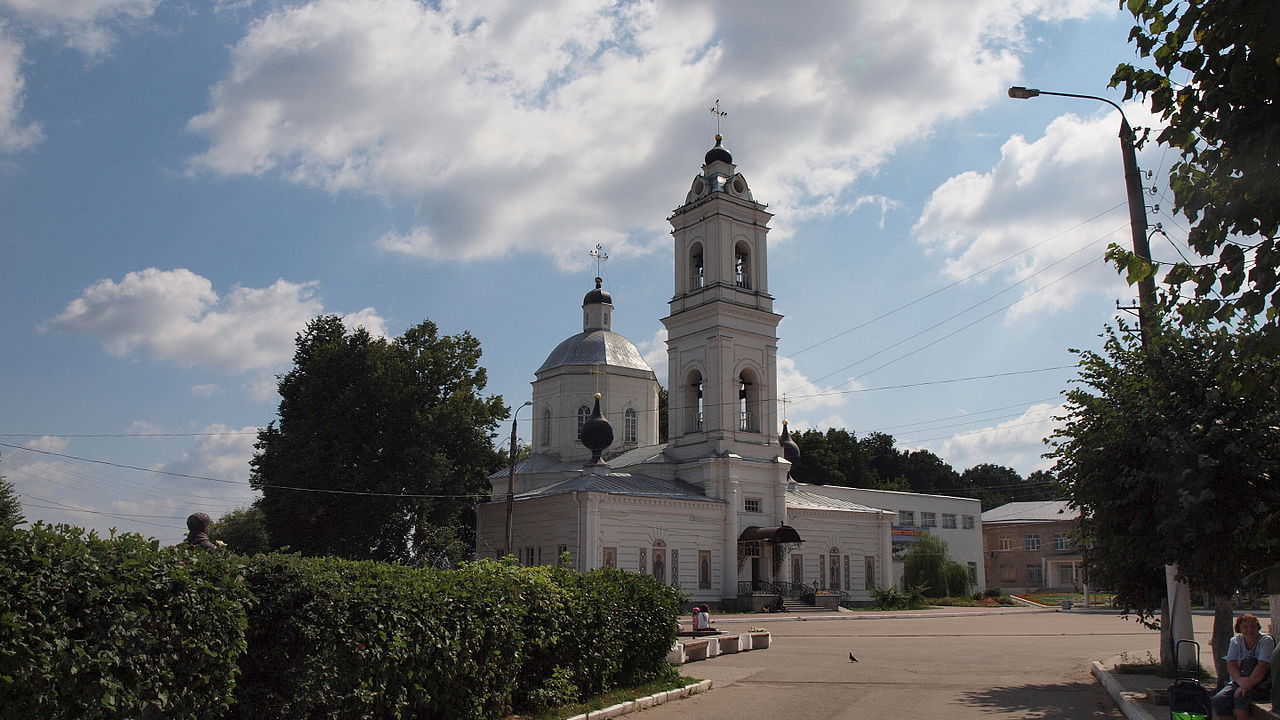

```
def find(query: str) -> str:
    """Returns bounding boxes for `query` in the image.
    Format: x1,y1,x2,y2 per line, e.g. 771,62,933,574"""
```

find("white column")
723,475,740,604
880,513,893,589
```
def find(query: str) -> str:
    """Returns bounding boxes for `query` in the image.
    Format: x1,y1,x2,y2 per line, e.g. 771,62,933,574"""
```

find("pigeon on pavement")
849,652,859,663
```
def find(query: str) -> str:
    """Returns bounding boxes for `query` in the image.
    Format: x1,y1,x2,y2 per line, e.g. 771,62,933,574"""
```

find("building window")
602,547,617,568
1025,534,1041,551
998,564,1016,582
690,243,704,290
962,515,975,529
737,369,759,432
744,497,762,513
899,511,915,526
921,512,937,528
1054,533,1070,551
524,547,535,566
998,535,1013,551
942,513,957,529
685,370,704,433
1028,564,1044,585
577,405,591,438
624,408,637,444
734,242,752,288
698,550,712,589
541,408,552,447
967,562,977,581
557,545,568,566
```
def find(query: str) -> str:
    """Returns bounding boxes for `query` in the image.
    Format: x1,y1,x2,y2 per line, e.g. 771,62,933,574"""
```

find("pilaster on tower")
662,134,783,461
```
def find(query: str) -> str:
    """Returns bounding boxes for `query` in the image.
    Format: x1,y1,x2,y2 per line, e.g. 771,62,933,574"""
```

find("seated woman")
691,604,716,633
1212,613,1274,720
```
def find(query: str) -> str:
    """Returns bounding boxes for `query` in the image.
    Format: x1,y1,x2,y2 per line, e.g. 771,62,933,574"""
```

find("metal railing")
773,581,816,599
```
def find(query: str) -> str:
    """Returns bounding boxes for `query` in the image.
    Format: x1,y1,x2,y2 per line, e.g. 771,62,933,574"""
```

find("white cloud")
44,268,387,374
190,383,222,398
0,0,161,57
636,326,668,382
928,402,1062,475
153,424,258,485
0,23,41,152
914,103,1162,322
188,0,1111,267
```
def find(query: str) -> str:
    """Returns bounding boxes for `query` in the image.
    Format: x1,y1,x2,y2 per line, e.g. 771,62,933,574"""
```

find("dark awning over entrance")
738,525,804,543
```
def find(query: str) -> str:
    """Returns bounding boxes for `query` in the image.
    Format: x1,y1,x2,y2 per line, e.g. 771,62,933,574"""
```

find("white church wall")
595,495,725,603
787,508,888,602
474,495,579,564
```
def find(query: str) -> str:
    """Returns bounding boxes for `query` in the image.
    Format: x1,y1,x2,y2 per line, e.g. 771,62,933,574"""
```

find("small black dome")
583,276,612,305
779,421,800,466
704,134,733,165
579,394,614,465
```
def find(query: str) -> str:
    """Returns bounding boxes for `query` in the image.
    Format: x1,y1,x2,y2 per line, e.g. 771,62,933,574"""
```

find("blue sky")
1,0,1185,543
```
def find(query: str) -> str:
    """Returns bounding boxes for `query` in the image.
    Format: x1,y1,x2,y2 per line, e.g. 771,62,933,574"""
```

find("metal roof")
513,471,719,503
785,487,886,513
981,500,1078,523
535,330,654,375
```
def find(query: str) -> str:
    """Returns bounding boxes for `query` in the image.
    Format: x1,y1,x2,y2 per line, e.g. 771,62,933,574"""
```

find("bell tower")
662,134,782,461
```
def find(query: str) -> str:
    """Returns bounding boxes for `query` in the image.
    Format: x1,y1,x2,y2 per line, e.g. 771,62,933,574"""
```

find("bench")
683,639,712,662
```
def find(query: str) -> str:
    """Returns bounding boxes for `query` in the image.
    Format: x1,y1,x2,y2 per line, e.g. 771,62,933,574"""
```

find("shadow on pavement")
959,681,1123,719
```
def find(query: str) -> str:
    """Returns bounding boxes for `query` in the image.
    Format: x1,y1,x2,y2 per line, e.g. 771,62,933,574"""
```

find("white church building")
475,134,978,607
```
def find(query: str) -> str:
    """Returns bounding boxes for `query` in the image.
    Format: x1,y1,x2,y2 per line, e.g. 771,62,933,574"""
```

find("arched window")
541,408,552,447
738,368,760,432
734,241,751,289
684,371,704,434
624,408,637,444
690,243,705,290
577,405,591,439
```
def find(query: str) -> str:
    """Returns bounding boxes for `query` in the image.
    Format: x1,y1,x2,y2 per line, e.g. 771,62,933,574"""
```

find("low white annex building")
475,134,978,607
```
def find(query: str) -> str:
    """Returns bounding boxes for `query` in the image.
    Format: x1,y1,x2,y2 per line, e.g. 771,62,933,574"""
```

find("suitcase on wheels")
1168,640,1211,720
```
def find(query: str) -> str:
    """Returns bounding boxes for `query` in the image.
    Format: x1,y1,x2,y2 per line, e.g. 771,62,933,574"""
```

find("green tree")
0,454,22,530
1047,321,1280,675
251,315,506,564
791,428,879,488
901,449,961,493
1112,0,1280,329
209,506,270,555
902,532,972,597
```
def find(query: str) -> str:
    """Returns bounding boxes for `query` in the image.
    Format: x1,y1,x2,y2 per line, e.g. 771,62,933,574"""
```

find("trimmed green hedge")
0,525,685,719
0,524,250,720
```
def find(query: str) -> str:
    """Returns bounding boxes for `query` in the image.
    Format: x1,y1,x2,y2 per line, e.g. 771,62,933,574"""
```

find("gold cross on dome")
709,99,727,134
590,244,609,277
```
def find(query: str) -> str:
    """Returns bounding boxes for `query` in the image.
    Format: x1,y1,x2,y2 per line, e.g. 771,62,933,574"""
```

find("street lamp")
1007,86,1156,339
504,400,533,557
1009,86,1194,668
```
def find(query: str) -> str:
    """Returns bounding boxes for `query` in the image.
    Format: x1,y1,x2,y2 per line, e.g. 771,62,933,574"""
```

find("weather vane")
709,99,727,134
590,243,609,277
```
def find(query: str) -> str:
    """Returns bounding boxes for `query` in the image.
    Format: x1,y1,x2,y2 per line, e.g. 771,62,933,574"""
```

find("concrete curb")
708,607,1059,624
1091,660,1156,720
564,679,712,720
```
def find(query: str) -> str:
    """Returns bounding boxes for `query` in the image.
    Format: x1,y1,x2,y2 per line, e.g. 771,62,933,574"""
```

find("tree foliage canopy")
1112,0,1280,328
902,532,973,598
790,428,1056,507
250,315,506,564
0,455,23,530
209,506,270,555
1047,321,1280,619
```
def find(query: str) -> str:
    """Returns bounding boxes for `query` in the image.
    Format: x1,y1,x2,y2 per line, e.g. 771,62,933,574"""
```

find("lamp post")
1007,86,1156,341
505,400,533,558
1008,86,1192,668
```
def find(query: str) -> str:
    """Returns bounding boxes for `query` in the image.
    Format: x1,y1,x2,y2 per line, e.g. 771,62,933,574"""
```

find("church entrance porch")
735,525,806,610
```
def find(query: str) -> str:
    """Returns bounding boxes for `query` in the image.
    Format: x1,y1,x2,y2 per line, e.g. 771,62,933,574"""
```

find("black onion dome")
779,421,800,465
583,276,612,305
579,394,614,464
704,134,733,165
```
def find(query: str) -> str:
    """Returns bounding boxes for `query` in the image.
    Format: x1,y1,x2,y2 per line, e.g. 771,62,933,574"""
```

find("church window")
698,550,712,590
602,547,617,568
684,371,703,434
734,241,751,289
652,540,666,584
690,243,704,290
577,405,591,439
541,408,551,447
738,369,760,432
624,408,637,443
744,497,762,513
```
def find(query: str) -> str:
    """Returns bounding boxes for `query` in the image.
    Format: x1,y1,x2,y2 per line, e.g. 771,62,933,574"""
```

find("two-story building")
981,500,1080,593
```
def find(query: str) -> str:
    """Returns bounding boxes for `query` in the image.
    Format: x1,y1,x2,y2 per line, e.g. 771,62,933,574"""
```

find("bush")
869,584,927,610
0,526,685,720
0,524,250,720
902,533,973,597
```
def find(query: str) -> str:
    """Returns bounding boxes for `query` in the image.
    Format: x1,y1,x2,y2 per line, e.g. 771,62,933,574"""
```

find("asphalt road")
642,609,1161,719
